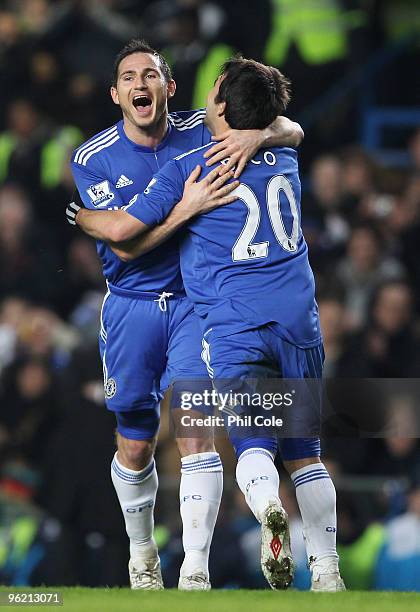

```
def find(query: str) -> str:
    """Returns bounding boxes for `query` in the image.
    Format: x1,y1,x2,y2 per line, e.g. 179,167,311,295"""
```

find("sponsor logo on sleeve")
87,181,115,207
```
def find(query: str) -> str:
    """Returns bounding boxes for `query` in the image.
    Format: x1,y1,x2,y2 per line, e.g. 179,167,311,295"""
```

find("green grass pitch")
1,588,420,612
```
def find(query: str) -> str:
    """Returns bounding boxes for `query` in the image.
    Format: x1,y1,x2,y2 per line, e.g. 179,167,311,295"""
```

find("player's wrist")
176,197,197,221
261,124,273,147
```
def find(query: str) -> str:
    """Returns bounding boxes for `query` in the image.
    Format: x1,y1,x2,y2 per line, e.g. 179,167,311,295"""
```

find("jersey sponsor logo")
87,180,115,207
116,174,134,188
326,526,337,532
104,377,117,399
144,177,157,194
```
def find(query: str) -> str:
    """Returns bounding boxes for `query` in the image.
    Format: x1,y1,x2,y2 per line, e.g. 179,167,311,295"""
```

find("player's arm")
204,116,304,178
74,203,149,242
111,165,238,261
263,116,304,148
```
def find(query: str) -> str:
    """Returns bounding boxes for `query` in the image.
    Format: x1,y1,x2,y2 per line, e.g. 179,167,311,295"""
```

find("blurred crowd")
0,0,419,592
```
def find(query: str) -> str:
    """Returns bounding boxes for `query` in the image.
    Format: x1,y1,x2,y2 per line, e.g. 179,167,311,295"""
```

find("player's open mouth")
133,95,153,117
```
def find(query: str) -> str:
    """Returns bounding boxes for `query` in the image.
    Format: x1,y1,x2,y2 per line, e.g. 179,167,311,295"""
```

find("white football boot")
260,501,294,589
310,558,346,592
129,557,164,590
178,571,211,591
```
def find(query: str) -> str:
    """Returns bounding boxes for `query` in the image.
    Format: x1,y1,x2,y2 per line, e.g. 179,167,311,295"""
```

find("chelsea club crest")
105,378,117,399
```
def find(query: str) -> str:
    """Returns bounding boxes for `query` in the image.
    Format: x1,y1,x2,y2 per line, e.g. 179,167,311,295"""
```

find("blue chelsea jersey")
71,110,210,293
125,144,321,349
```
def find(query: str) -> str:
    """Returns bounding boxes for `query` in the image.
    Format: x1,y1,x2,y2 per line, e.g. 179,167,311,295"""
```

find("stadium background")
0,0,418,592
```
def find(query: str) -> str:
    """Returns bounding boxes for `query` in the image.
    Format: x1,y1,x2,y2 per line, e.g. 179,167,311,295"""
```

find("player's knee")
283,456,321,475
176,436,215,458
117,434,156,470
114,409,159,470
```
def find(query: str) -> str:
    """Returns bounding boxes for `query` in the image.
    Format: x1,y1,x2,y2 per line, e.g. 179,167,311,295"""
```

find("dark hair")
112,39,172,87
350,221,383,248
215,57,291,130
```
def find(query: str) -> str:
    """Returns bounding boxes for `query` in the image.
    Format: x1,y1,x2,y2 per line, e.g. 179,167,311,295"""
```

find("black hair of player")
112,39,172,87
215,57,291,130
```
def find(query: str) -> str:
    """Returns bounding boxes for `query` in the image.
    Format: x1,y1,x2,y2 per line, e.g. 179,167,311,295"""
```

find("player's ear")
167,79,176,99
110,86,119,106
217,100,226,117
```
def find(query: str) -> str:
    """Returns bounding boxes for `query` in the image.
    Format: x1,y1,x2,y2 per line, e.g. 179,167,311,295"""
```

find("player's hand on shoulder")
179,164,239,219
66,190,84,226
204,128,259,179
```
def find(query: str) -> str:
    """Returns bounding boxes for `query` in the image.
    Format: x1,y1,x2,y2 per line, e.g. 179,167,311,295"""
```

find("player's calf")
284,452,345,592
177,448,223,590
112,423,162,589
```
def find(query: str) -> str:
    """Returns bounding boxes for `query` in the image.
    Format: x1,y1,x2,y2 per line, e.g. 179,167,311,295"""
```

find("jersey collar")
117,120,173,153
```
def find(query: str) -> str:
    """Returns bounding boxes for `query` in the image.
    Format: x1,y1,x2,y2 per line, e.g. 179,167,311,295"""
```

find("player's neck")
206,115,229,138
123,113,168,149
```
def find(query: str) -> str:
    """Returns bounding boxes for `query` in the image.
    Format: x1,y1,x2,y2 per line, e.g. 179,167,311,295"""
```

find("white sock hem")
181,451,222,474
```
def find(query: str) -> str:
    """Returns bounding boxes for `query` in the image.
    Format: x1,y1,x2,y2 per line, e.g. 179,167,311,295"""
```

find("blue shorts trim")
232,437,320,460
115,409,160,440
235,437,278,459
278,437,321,461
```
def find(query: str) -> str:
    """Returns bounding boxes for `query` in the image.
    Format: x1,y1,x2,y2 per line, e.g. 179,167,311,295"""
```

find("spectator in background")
0,100,47,197
318,296,348,377
0,456,78,587
17,306,80,370
0,11,30,130
375,469,420,591
333,224,405,329
367,397,420,484
39,150,80,255
337,280,420,376
59,236,104,322
302,154,348,273
0,358,60,469
336,492,385,590
0,185,61,307
340,146,377,211
0,458,44,586
0,297,29,376
393,173,420,312
38,0,134,133
26,49,67,125
0,99,82,203
143,1,233,111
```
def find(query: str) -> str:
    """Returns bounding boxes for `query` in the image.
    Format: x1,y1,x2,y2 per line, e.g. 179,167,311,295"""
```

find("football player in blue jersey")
68,40,304,591
71,57,345,593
